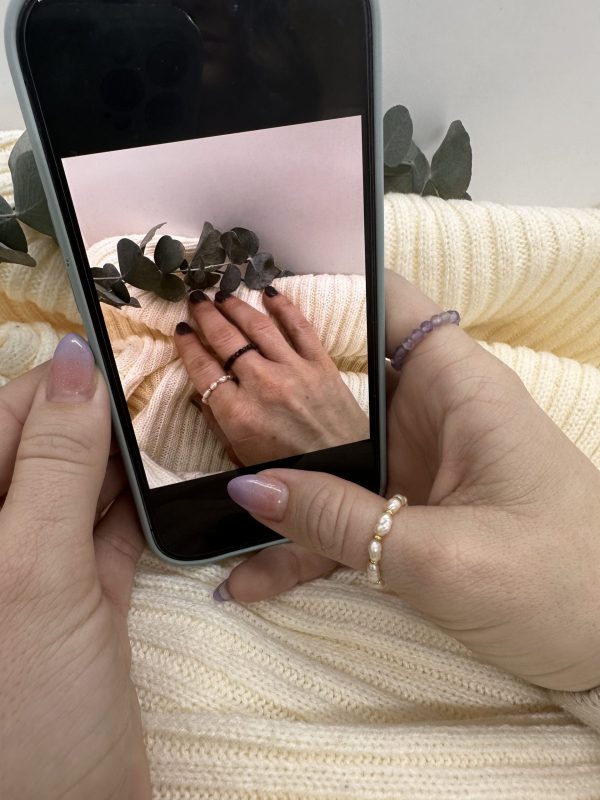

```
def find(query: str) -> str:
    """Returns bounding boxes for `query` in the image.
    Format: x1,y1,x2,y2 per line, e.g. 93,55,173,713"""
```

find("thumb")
3,334,111,582
227,469,489,612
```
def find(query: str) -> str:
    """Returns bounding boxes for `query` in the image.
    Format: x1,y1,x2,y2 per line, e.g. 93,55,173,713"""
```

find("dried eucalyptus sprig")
94,221,294,309
384,105,472,199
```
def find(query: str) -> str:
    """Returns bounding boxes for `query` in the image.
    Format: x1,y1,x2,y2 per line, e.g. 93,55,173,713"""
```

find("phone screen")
19,0,382,561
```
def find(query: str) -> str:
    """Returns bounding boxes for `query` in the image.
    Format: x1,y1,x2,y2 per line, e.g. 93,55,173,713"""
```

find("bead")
431,314,443,327
375,513,393,536
391,346,407,370
441,311,453,323
367,562,380,583
449,310,460,324
369,539,382,562
411,329,425,342
420,320,434,333
402,338,415,351
373,534,383,542
386,497,403,514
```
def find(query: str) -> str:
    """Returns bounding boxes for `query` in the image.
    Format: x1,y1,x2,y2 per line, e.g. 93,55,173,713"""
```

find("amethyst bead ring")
390,310,461,370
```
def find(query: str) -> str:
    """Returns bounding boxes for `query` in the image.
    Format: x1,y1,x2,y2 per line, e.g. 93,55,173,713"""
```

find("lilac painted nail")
213,580,233,603
47,334,96,403
227,475,288,521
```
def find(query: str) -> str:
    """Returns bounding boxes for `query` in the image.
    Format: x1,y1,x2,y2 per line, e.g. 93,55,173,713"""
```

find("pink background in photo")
63,116,365,276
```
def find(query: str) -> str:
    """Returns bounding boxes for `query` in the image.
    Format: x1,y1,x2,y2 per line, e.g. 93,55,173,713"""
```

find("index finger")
0,362,50,496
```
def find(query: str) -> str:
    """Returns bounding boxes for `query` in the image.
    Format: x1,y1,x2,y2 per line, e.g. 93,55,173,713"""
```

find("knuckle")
302,481,352,560
17,422,97,471
248,316,275,339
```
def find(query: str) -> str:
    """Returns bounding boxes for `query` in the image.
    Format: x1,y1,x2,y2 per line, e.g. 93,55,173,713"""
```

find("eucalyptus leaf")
245,253,280,289
128,297,142,309
0,196,28,253
190,221,225,269
102,263,121,279
186,267,220,291
139,222,166,253
463,192,472,201
154,235,186,273
155,273,187,302
8,132,55,238
126,255,163,292
95,283,129,309
111,279,132,303
117,238,143,275
222,227,259,263
0,242,36,266
384,163,414,194
220,263,242,293
422,180,440,197
384,105,413,168
430,120,472,199
405,142,430,194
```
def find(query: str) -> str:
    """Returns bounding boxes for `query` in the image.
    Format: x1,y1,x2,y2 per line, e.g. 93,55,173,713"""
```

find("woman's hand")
174,288,370,467
0,336,150,800
220,271,600,693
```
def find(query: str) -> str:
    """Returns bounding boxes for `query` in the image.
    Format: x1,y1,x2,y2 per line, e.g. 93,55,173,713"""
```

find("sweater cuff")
550,685,600,734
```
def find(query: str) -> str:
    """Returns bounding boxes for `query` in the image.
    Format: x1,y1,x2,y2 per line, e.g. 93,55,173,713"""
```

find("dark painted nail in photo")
264,286,279,298
189,290,209,304
176,321,194,336
215,290,231,303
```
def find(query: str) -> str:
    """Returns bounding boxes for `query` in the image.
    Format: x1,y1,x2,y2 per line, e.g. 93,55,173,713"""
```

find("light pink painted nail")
227,475,288,521
47,334,96,403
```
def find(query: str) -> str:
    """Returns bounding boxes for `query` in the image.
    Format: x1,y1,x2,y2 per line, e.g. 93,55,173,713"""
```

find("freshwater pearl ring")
367,494,408,586
202,373,237,405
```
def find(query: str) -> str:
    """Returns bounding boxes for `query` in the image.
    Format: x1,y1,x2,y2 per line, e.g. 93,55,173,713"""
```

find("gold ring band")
367,494,408,586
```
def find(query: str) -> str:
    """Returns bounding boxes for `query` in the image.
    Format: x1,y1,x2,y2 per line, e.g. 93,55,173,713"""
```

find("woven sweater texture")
2,131,600,797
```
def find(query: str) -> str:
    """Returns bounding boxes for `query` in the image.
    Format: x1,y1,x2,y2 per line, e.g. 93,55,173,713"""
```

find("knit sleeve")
550,687,600,735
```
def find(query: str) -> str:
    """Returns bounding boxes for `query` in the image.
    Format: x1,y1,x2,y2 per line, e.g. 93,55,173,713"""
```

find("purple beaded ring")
391,310,461,370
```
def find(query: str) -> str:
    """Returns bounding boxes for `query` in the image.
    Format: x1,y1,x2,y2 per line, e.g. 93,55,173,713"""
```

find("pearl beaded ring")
367,494,408,586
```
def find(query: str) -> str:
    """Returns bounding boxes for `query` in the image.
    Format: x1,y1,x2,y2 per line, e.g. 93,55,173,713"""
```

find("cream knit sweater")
2,131,600,797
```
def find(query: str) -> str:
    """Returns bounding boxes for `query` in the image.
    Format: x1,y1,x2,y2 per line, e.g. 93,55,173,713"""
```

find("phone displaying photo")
6,0,384,563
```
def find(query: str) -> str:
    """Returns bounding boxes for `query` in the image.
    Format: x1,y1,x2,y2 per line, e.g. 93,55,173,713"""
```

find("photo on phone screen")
62,116,370,489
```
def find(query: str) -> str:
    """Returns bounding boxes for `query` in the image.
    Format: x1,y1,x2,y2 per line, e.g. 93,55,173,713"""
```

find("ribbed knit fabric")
2,131,600,797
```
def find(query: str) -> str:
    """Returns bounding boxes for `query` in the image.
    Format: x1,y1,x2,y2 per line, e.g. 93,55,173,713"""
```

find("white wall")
2,0,600,207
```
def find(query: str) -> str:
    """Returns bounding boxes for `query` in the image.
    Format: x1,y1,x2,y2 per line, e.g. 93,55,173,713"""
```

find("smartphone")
5,0,385,564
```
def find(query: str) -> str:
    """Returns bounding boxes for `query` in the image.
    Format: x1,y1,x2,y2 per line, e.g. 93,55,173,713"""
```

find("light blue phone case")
4,0,386,565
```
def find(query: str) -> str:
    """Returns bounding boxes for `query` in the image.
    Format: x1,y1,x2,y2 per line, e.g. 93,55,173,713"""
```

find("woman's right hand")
174,287,369,467
221,271,600,694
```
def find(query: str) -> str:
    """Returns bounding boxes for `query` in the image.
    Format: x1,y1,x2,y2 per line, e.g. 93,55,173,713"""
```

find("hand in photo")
174,287,370,467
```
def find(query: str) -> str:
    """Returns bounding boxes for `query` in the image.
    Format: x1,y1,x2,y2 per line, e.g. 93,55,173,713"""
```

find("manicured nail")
47,333,96,403
215,290,231,303
227,475,288,521
264,286,278,298
189,290,209,304
176,321,194,335
213,580,233,602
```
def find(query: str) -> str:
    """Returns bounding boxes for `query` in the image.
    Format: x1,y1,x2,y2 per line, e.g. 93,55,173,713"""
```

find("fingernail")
264,286,278,298
213,580,233,602
227,475,288,521
176,321,194,335
47,333,96,403
189,290,209,304
190,392,204,411
215,290,231,303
